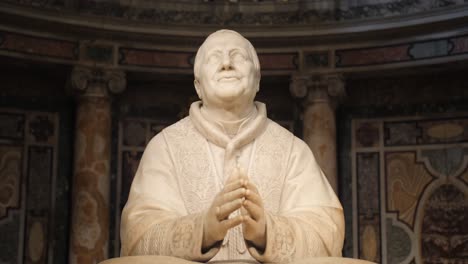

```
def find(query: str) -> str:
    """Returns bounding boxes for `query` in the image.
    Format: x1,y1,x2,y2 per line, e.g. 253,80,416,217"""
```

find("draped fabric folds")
120,101,344,263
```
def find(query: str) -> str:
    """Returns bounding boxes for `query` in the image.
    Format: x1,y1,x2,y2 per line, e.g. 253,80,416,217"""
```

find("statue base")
99,256,376,264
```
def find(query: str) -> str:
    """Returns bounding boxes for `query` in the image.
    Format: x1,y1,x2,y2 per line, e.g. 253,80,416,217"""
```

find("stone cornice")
1,27,468,76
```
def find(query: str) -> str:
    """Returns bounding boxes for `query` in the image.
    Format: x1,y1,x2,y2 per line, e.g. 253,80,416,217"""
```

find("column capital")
290,73,346,104
70,66,126,97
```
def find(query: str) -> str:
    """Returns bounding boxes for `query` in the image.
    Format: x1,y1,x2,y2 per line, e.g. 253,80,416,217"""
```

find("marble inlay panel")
352,114,468,263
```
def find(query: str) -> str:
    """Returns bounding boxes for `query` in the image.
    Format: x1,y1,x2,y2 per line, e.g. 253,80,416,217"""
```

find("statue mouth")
218,76,239,82
217,72,240,82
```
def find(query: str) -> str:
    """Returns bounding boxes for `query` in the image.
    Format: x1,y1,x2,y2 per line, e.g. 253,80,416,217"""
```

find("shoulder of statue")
264,119,295,139
162,116,193,134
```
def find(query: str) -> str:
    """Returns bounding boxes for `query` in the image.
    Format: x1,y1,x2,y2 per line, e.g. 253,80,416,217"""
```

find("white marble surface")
100,256,376,264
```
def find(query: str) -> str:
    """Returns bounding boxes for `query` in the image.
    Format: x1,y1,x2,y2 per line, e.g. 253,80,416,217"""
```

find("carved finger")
213,180,245,206
223,179,246,194
217,198,243,220
242,214,257,230
245,181,260,194
221,215,243,230
223,187,246,203
240,205,248,216
243,200,263,221
245,189,263,207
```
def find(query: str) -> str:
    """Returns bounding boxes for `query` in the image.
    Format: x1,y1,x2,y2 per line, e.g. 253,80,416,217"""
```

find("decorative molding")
258,53,298,70
119,47,298,71
336,34,468,67
4,0,467,26
119,48,194,69
0,31,78,60
0,27,467,74
70,66,126,97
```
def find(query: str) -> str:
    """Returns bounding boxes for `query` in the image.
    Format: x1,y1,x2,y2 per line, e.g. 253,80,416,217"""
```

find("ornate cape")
120,101,344,262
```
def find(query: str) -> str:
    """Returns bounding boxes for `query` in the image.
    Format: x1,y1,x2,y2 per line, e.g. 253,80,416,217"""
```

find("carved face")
194,32,259,109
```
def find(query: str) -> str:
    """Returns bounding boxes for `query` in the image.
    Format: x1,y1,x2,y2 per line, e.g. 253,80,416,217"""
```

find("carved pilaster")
69,66,126,264
290,73,345,194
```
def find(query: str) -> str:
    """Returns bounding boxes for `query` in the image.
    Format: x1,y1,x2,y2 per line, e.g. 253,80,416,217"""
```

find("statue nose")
221,54,233,70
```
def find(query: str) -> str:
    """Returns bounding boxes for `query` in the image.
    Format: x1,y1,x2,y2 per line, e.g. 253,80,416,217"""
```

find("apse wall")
339,71,468,263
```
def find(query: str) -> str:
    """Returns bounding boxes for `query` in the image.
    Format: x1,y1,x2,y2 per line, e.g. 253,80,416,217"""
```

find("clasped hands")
203,167,266,252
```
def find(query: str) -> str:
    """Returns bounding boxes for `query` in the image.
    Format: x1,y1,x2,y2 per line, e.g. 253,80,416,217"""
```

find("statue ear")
194,79,202,100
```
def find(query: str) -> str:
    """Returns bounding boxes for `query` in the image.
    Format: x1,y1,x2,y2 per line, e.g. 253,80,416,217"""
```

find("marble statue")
119,29,345,263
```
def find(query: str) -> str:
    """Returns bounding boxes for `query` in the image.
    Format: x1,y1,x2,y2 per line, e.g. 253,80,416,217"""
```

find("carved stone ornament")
105,70,127,94
70,66,126,96
326,74,346,98
289,75,309,99
289,73,346,102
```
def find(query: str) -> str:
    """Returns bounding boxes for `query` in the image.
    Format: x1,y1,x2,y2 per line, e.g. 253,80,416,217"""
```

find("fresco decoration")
352,114,468,263
385,118,468,147
336,34,468,68
26,146,52,213
122,120,147,147
420,184,468,263
384,121,421,146
9,0,457,25
451,35,468,54
0,211,21,264
120,151,143,212
305,51,329,68
258,53,298,71
119,48,193,69
356,152,381,263
0,145,22,219
82,44,114,64
385,152,433,228
0,31,78,60
386,218,412,264
355,121,380,148
0,109,59,264
24,216,48,264
462,167,468,186
0,113,24,140
336,44,411,67
420,147,468,177
28,114,56,144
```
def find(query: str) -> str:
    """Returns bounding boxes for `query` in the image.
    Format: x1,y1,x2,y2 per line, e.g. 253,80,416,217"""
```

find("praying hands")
202,167,266,253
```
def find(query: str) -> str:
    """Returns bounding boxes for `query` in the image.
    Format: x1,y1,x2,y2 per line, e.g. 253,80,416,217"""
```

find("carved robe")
120,101,344,263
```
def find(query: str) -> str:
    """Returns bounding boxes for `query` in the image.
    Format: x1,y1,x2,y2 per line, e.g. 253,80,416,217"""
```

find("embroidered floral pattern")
252,121,293,213
270,216,296,262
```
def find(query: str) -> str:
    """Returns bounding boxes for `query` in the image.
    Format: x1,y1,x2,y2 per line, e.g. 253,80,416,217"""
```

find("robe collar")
189,101,268,178
189,101,267,150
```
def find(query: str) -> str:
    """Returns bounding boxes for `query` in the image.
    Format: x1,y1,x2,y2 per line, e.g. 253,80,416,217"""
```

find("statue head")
193,29,261,109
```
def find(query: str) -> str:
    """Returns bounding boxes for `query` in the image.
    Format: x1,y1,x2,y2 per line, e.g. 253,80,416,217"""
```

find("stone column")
290,73,345,194
69,66,126,264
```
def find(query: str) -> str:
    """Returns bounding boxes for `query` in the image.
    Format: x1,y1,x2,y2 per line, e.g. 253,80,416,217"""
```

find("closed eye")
206,52,222,64
230,50,247,62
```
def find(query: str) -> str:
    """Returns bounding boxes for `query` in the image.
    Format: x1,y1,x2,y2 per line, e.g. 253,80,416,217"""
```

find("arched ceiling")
3,0,468,27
